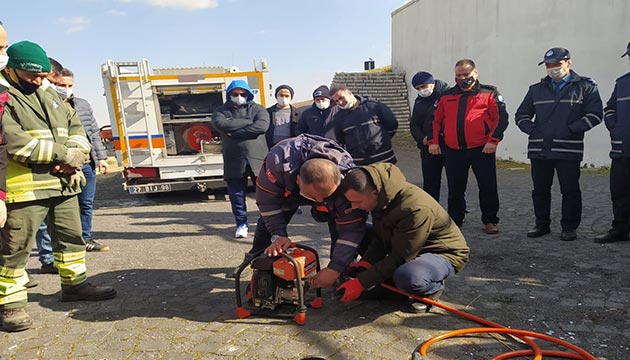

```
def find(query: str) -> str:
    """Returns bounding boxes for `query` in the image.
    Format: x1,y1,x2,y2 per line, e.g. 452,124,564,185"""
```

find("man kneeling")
336,163,469,312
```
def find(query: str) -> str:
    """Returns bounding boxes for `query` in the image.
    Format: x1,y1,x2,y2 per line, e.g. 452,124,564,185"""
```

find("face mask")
457,76,475,89
339,96,356,110
315,99,330,110
55,85,73,99
418,88,433,98
276,96,290,107
17,76,39,95
230,95,247,105
546,66,566,81
0,54,8,71
40,78,52,90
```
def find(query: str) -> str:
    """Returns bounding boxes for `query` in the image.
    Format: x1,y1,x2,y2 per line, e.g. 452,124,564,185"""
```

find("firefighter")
0,41,116,332
239,134,369,289
336,163,469,312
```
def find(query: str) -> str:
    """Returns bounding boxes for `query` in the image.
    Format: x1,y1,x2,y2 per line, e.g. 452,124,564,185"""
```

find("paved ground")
1,143,628,360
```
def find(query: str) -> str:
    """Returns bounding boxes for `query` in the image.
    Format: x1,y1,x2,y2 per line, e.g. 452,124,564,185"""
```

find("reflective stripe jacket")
0,76,9,201
2,82,91,203
255,134,367,272
604,72,630,158
333,96,398,165
356,163,469,289
430,82,508,150
515,70,603,160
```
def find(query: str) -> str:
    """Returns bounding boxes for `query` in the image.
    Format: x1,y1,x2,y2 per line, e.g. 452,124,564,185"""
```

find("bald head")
298,158,342,202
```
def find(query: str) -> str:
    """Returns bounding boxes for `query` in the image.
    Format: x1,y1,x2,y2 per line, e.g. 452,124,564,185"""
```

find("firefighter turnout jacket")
430,82,509,149
255,134,367,273
1,80,91,203
515,70,603,160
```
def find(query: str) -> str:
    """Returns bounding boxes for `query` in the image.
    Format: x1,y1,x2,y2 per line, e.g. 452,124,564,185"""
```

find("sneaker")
40,262,58,274
85,240,110,252
60,282,117,302
409,290,444,313
1,308,33,332
234,225,248,239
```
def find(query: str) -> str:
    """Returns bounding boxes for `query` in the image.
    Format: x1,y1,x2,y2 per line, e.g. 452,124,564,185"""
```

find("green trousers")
0,195,87,309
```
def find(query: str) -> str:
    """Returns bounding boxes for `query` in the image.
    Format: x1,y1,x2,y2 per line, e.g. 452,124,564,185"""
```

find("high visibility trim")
553,139,583,144
618,96,630,102
611,140,623,144
550,148,583,153
260,208,283,216
57,127,69,138
26,129,53,139
36,140,54,163
54,250,86,263
335,239,359,248
533,100,555,105
113,135,165,150
0,289,27,305
528,139,544,143
0,266,26,280
255,179,279,195
67,135,91,152
13,139,38,162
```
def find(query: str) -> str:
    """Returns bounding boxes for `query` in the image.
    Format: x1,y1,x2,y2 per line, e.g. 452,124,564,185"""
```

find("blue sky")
3,0,406,126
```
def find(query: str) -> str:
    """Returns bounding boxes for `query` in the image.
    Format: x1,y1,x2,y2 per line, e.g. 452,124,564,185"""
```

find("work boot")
560,229,577,241
594,229,630,244
527,225,551,238
409,290,443,313
40,262,58,274
60,282,117,302
1,308,33,332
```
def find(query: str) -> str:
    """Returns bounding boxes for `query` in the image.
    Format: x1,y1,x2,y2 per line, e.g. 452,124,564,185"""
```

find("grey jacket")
211,100,270,179
70,97,108,164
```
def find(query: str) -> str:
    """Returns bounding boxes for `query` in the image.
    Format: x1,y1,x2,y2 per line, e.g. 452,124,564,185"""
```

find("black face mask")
17,76,39,95
457,76,476,90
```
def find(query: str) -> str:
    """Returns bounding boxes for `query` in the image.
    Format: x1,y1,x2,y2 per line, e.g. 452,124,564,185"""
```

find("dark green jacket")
357,163,469,289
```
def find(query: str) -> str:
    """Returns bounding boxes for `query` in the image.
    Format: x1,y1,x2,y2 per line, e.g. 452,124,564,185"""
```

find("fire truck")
101,59,269,194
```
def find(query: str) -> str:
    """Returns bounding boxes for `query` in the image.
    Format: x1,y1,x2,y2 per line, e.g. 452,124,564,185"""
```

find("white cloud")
58,16,91,33
107,9,128,16
119,0,219,10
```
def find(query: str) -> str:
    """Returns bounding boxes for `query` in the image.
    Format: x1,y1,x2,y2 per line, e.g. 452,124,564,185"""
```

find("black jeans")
530,158,581,230
444,146,499,226
421,154,445,202
610,157,630,233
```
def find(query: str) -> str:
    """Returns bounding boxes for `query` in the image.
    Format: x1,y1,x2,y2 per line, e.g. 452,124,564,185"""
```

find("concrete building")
392,0,630,166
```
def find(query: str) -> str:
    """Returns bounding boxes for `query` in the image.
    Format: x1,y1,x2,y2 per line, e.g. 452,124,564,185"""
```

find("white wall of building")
392,0,630,166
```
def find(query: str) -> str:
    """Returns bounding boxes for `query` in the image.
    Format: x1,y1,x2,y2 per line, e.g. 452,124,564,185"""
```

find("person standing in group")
330,85,398,165
211,80,269,238
0,41,116,332
54,68,111,251
265,84,300,149
429,59,509,234
409,71,450,202
515,47,602,242
594,42,630,244
296,85,338,141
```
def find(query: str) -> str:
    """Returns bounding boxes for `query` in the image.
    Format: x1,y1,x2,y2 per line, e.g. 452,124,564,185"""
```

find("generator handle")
234,249,264,308
292,243,322,300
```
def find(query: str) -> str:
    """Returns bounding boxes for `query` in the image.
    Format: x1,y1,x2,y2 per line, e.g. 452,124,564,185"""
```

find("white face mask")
546,66,566,81
418,88,433,98
40,78,52,90
55,85,73,99
339,96,356,110
315,99,330,110
276,96,291,107
0,54,8,71
230,95,247,105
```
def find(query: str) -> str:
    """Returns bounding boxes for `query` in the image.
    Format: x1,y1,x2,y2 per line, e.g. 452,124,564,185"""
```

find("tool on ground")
235,243,323,325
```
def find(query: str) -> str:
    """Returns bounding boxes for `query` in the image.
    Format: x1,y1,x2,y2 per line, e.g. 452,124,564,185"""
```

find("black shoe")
60,282,117,302
40,263,58,274
409,290,443,313
594,230,630,244
527,225,551,238
560,229,577,241
86,240,110,252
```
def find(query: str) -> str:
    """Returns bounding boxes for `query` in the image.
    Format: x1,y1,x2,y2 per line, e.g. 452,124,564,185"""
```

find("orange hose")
379,283,599,360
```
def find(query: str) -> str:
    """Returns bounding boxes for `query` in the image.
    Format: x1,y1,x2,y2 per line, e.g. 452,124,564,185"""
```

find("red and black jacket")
430,82,509,150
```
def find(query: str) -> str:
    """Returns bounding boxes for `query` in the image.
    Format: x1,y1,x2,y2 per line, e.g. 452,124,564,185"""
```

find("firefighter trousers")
0,195,87,309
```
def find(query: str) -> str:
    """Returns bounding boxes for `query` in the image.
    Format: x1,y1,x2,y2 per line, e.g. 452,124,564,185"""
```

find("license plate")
129,183,172,194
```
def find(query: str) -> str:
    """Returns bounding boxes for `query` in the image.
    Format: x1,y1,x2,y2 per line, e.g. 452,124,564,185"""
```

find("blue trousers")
530,158,581,230
226,176,250,227
78,163,97,241
392,253,455,296
36,222,53,265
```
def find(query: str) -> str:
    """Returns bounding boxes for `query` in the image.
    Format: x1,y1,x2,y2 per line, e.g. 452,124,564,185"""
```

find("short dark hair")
455,58,476,69
60,68,74,77
48,57,63,77
329,85,351,97
340,168,375,194
299,158,341,187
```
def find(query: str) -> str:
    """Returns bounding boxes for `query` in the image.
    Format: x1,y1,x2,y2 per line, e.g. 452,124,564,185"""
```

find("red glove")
344,260,372,278
336,278,364,303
